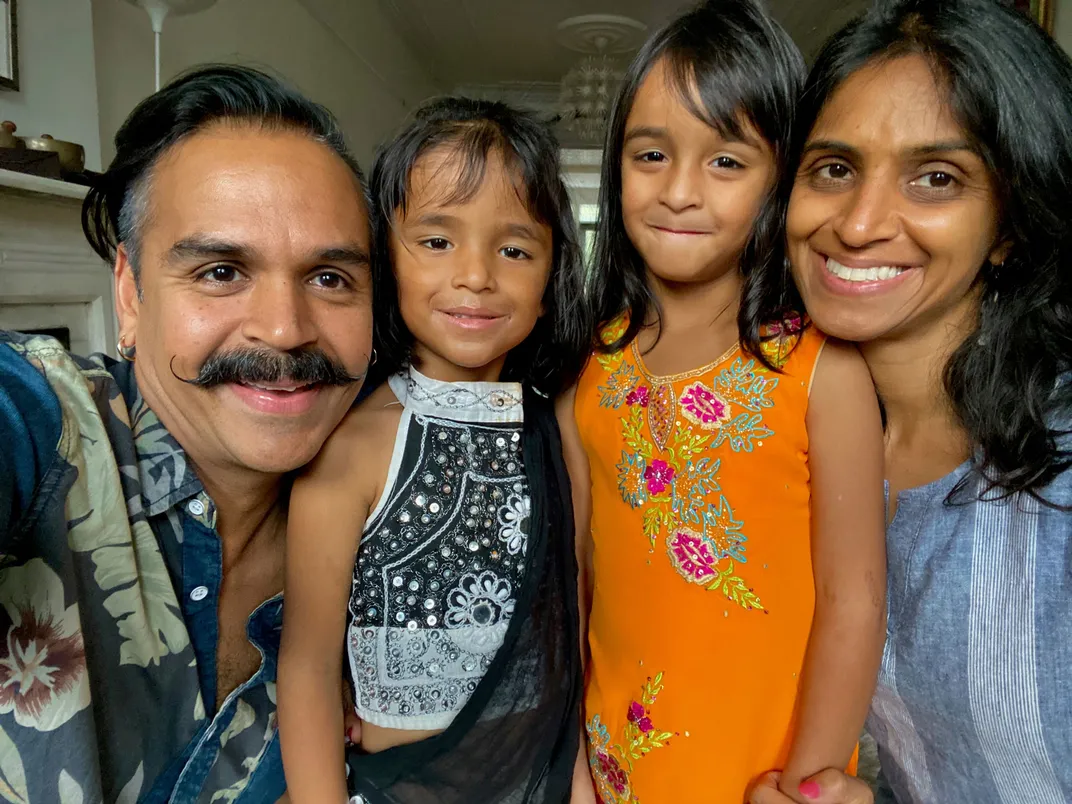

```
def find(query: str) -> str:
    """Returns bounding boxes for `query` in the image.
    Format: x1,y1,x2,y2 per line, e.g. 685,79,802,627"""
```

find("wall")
0,0,103,171
1056,0,1072,55
91,0,439,168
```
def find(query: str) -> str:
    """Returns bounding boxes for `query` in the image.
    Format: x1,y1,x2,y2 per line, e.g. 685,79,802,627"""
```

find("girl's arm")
780,339,886,802
278,414,379,804
556,386,597,804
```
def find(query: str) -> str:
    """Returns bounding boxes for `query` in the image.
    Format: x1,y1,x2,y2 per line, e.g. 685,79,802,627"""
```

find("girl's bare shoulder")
302,381,403,487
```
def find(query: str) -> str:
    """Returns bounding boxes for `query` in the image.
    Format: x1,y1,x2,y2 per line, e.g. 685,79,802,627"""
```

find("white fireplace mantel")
0,169,117,358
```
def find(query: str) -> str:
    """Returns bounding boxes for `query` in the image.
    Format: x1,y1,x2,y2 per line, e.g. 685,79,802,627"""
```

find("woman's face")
787,54,1008,344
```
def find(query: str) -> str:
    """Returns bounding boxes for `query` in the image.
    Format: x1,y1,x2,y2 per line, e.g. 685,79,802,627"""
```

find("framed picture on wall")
1013,0,1054,33
0,0,17,91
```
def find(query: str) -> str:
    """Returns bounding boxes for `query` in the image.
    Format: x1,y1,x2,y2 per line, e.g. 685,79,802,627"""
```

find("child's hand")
749,770,873,804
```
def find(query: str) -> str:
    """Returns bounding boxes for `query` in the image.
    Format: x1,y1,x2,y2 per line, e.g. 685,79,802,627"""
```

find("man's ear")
114,244,141,351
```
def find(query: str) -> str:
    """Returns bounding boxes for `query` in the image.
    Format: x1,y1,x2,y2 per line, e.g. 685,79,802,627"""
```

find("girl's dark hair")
369,97,587,396
589,0,805,363
790,0,1072,502
83,64,364,279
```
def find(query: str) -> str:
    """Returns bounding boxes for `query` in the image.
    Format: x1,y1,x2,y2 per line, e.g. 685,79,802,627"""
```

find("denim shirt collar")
106,359,205,518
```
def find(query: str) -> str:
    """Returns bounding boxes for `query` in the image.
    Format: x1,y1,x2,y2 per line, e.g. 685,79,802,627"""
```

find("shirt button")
187,499,206,516
190,586,209,602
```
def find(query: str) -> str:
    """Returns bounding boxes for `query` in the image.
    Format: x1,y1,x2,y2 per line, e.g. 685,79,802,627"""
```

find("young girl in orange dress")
558,2,887,802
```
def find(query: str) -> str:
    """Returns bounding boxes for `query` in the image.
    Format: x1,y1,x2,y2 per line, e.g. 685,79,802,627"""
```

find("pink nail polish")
799,781,821,800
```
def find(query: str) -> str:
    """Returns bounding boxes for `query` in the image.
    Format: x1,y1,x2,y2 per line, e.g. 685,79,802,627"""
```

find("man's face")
114,123,373,476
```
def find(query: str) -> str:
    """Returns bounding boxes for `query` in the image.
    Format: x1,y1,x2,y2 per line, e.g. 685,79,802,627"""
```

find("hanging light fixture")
122,0,218,91
555,15,646,145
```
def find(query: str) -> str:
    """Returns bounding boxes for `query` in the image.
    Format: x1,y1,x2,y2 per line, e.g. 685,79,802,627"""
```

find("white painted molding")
0,181,116,356
0,169,90,201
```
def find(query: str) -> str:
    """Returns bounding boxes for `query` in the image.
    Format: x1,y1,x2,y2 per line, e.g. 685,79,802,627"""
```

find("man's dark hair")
82,64,364,283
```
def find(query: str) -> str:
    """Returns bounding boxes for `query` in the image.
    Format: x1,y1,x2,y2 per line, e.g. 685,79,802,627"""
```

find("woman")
751,0,1072,802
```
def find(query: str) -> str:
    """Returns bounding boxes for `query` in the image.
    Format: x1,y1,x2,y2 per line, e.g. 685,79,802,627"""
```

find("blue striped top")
868,443,1072,803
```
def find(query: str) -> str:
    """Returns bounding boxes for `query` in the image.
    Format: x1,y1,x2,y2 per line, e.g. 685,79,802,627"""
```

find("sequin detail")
348,370,529,729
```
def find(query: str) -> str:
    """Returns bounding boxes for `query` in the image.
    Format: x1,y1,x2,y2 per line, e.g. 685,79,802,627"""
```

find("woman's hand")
749,770,874,804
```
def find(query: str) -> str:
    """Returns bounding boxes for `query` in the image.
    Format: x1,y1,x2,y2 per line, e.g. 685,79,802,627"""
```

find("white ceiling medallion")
556,15,647,145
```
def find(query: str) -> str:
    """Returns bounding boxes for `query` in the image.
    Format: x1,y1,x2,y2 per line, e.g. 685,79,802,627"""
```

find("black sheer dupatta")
346,397,583,804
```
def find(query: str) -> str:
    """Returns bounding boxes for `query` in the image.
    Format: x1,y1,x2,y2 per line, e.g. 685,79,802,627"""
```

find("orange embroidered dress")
576,317,826,803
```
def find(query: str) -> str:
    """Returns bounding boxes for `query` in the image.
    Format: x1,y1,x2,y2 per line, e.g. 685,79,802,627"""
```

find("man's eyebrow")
314,245,370,266
166,237,254,264
165,237,370,266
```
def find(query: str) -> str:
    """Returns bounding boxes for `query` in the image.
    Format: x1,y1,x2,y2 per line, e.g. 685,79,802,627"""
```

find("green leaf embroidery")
621,406,651,459
706,561,764,611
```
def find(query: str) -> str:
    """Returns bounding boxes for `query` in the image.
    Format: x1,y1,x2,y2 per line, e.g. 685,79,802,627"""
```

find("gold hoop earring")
117,338,136,361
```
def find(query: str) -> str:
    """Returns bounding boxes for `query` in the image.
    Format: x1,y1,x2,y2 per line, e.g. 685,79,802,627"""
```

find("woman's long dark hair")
789,0,1072,502
369,97,587,397
589,0,805,366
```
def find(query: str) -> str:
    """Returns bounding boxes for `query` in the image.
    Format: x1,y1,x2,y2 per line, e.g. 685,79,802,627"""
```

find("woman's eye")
310,271,348,290
713,156,743,169
200,264,240,283
636,150,666,164
421,237,451,251
500,246,530,261
912,171,957,189
815,163,852,181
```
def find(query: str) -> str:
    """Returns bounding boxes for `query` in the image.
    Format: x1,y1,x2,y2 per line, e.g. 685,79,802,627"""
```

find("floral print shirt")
0,332,285,803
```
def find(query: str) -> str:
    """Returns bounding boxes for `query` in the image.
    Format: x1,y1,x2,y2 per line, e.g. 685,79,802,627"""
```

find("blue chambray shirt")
0,331,286,803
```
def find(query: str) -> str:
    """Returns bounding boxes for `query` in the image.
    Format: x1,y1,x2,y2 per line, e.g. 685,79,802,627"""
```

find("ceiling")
376,0,870,89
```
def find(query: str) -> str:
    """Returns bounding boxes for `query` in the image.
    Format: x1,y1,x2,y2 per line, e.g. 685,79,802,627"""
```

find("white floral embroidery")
0,559,90,732
496,494,531,555
445,571,515,629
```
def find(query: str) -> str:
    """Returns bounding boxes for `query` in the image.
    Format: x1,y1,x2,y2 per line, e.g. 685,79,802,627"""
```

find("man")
0,65,373,802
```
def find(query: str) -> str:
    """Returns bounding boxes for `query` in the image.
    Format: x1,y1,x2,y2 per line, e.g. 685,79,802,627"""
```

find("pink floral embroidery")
627,699,658,735
596,751,629,795
587,673,675,804
626,385,650,407
679,382,732,430
643,460,674,495
667,528,719,584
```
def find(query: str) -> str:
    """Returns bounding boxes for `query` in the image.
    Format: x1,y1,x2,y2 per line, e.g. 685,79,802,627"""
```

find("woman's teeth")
826,258,906,282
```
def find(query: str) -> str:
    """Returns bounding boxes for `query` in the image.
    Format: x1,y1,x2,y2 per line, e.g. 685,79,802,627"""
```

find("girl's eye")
310,271,349,290
636,150,666,164
199,264,241,283
713,156,743,169
421,237,452,251
500,246,531,261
